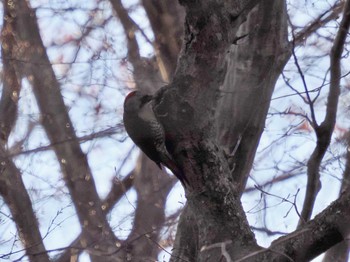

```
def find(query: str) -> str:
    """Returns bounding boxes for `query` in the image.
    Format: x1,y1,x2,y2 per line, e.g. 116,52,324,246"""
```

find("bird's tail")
162,154,189,188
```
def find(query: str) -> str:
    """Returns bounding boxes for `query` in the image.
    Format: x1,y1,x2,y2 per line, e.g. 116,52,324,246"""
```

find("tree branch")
215,0,290,194
0,2,50,261
56,171,134,262
323,131,350,261
0,11,21,143
298,0,350,226
124,154,175,260
294,2,344,46
7,1,121,260
110,0,165,92
236,186,350,261
0,146,50,262
142,0,184,79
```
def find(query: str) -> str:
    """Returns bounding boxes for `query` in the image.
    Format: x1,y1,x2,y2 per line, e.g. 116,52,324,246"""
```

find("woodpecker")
123,91,188,187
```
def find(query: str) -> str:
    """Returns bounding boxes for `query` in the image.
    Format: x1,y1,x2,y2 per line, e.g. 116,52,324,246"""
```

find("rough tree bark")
1,0,350,261
159,0,265,260
215,0,290,193
149,0,350,261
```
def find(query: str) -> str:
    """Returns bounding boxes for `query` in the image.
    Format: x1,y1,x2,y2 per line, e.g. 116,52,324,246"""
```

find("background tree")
0,0,349,261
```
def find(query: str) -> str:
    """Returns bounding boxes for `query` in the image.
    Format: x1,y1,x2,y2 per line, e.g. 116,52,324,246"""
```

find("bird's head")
124,91,153,113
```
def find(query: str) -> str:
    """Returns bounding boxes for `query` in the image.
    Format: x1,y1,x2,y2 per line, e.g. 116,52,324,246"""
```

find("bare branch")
254,186,303,222
56,171,134,262
111,0,167,93
110,0,141,67
125,153,175,260
0,6,21,143
235,185,350,261
290,31,318,127
7,1,120,259
0,2,50,261
244,172,301,194
0,143,49,262
294,2,344,46
341,133,350,194
323,131,350,261
298,0,350,227
2,125,122,161
142,0,184,79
